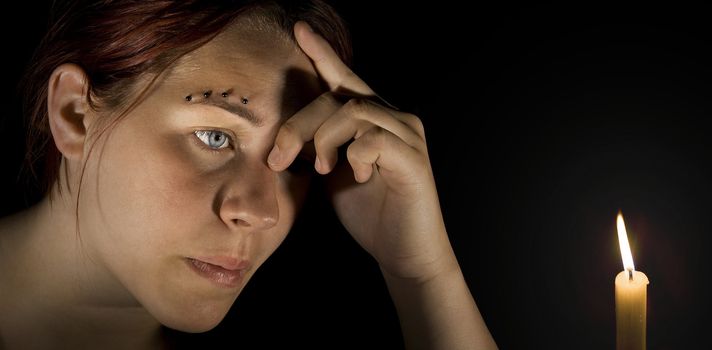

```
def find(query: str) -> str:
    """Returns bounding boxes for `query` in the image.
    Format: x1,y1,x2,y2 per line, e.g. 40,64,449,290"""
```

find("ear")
47,63,93,161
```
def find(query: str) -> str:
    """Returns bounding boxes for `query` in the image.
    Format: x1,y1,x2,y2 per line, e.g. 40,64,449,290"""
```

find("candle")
615,212,649,350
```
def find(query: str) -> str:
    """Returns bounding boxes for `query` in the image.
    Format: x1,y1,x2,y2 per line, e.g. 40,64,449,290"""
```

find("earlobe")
47,63,92,160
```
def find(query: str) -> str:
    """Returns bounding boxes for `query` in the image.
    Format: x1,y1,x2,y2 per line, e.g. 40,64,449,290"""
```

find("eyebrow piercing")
185,91,247,104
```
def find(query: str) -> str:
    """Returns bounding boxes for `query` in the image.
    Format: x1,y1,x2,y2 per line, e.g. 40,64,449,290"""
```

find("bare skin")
0,18,317,349
271,22,498,350
0,17,497,349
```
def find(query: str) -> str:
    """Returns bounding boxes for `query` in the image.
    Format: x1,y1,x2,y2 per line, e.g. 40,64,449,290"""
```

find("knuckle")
346,142,359,160
344,98,370,116
316,92,340,108
365,127,389,148
279,121,301,142
313,129,328,151
346,140,368,165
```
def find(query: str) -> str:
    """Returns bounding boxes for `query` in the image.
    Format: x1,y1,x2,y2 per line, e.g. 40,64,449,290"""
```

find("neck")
0,187,162,348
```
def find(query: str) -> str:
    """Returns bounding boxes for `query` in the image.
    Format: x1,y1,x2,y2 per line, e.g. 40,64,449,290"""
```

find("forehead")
161,17,321,114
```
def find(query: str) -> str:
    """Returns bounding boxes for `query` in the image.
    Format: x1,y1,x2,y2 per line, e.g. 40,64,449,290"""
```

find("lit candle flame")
617,212,635,273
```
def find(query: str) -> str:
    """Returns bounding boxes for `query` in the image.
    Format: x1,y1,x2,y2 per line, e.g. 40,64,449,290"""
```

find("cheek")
87,114,308,258
77,113,309,330
76,113,225,291
95,127,213,246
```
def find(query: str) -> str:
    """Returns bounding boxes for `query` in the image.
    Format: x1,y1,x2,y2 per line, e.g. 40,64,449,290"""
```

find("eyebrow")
194,99,264,127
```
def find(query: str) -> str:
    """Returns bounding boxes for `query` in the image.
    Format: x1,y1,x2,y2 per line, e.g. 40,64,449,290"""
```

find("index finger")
294,21,374,97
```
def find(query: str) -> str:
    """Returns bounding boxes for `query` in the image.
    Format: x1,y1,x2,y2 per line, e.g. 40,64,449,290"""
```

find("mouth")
186,257,249,288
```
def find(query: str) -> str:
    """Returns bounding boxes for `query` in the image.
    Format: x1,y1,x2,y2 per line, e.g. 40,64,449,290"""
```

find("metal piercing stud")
241,98,249,105
185,95,192,102
203,90,212,98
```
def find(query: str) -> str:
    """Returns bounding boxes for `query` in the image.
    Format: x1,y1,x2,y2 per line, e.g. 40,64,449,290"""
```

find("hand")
267,21,457,284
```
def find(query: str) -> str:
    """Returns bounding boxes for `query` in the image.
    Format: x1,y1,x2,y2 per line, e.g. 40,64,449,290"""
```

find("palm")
325,154,447,280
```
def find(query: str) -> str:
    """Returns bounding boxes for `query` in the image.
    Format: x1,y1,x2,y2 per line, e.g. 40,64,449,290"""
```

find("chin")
153,300,234,333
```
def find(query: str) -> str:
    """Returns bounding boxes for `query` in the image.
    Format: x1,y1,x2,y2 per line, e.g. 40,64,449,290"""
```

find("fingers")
346,127,426,185
269,92,426,175
313,99,426,174
294,21,374,96
268,92,341,171
277,22,428,181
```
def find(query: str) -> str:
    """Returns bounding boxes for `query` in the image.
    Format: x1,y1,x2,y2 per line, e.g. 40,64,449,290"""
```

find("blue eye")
194,130,231,150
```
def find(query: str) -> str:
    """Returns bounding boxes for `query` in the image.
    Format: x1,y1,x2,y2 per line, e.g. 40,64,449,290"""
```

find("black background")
2,2,711,349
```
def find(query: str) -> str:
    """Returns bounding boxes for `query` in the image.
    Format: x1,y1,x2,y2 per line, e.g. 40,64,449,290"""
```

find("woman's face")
75,20,322,332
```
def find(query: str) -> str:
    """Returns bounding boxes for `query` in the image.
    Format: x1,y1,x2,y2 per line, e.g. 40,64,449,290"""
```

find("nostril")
232,218,250,227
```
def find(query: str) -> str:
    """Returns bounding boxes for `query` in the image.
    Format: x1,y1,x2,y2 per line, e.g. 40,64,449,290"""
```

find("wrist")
379,252,461,288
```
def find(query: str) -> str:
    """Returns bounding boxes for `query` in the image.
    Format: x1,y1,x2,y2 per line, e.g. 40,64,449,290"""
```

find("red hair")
19,0,352,200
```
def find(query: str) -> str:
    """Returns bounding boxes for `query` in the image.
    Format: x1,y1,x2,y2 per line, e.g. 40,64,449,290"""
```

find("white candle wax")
615,213,649,350
615,270,649,350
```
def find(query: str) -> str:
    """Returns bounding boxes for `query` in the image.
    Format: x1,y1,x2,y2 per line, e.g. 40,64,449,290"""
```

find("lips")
194,256,250,271
186,257,249,288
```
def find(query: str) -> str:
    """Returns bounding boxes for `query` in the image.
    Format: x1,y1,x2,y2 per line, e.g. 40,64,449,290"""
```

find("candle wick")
627,269,634,281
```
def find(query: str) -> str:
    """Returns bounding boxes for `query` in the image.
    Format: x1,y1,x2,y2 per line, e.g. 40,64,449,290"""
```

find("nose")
218,159,279,232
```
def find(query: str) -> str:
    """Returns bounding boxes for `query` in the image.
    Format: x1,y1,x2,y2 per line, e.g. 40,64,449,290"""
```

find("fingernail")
314,156,322,173
268,145,282,166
